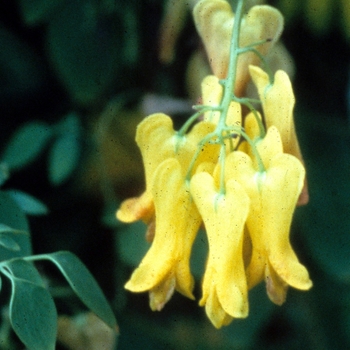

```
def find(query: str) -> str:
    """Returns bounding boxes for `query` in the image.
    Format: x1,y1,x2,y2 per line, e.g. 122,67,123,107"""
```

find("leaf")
43,251,117,330
9,279,57,350
2,121,52,171
48,133,80,185
0,221,30,251
0,223,27,235
0,163,9,186
0,234,21,252
0,192,32,260
19,0,65,25
5,190,49,216
56,112,81,134
3,259,44,287
46,0,124,105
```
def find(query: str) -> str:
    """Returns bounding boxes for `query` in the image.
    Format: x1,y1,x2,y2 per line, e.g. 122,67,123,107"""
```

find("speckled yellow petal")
116,191,154,223
225,151,312,295
136,113,176,190
260,154,312,290
125,158,200,299
191,172,249,326
201,75,241,132
183,120,220,168
239,124,283,171
244,111,262,141
194,0,232,78
134,111,220,194
204,283,234,328
194,0,283,95
249,66,302,160
201,75,223,122
249,65,309,205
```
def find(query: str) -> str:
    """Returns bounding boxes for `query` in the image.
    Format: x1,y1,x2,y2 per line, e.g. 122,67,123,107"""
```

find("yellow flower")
249,65,309,205
193,0,283,95
116,113,219,223
125,158,201,309
201,75,242,149
225,134,312,305
190,171,250,328
119,113,221,310
201,75,241,126
249,66,300,159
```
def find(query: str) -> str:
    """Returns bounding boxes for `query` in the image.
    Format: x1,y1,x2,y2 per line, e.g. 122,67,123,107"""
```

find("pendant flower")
190,171,250,328
249,65,309,205
193,0,283,95
125,158,202,308
225,130,312,305
117,0,312,329
116,113,219,224
119,113,221,310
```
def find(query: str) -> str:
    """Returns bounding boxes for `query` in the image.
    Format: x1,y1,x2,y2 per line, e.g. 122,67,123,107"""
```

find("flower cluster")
117,0,312,328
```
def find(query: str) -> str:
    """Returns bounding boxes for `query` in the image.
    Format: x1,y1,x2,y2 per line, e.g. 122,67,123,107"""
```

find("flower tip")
116,193,154,223
124,280,136,292
123,269,156,293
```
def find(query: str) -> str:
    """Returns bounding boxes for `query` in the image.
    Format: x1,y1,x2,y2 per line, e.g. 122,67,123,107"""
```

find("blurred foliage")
0,0,350,349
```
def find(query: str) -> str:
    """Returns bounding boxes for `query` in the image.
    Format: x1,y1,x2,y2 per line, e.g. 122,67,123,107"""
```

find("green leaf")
9,279,57,350
44,251,117,330
48,133,80,185
0,223,27,235
0,192,32,260
0,163,9,186
0,234,21,252
2,121,52,171
5,190,49,216
55,112,81,134
19,0,65,25
3,259,44,287
46,0,124,105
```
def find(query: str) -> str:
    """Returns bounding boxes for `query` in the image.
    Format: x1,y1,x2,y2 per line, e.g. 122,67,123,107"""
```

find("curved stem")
218,0,245,128
240,129,265,173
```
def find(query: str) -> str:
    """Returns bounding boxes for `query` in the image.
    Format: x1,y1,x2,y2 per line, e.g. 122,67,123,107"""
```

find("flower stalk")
116,0,311,329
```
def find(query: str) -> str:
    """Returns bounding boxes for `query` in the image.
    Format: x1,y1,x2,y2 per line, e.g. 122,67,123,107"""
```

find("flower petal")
125,158,201,299
191,172,250,325
194,0,283,95
149,275,176,311
225,151,312,293
249,65,302,160
136,113,176,190
116,192,154,223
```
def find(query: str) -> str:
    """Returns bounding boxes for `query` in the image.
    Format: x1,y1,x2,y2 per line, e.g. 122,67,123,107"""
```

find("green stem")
218,0,245,128
240,129,265,173
235,97,265,138
177,106,219,138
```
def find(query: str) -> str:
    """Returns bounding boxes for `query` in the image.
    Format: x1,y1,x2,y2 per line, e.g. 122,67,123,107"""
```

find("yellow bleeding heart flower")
193,0,283,95
116,113,219,223
190,171,250,328
249,65,309,205
125,158,202,309
225,150,312,305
